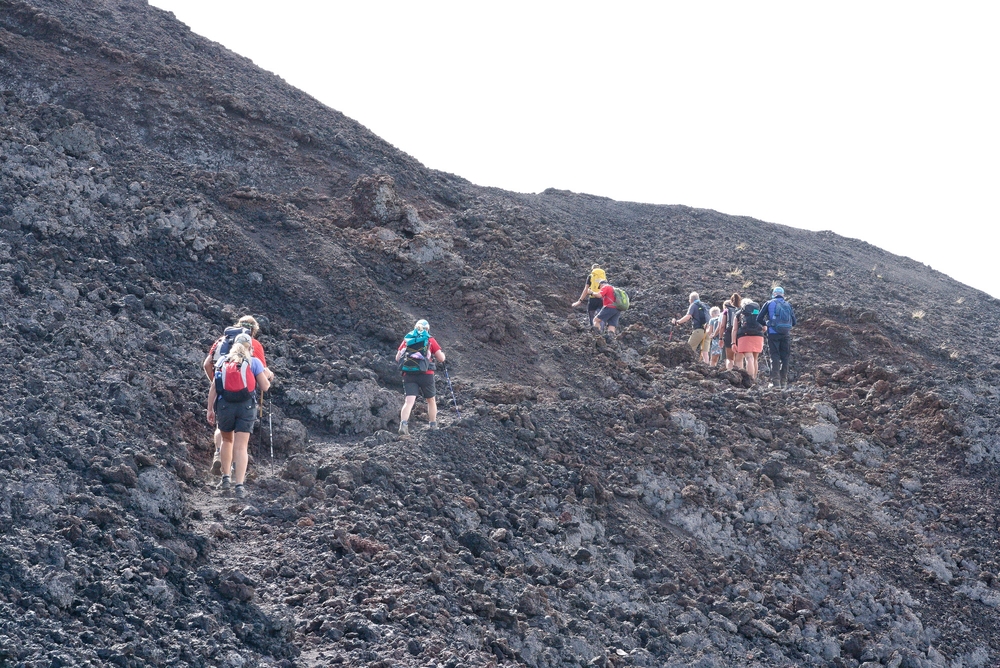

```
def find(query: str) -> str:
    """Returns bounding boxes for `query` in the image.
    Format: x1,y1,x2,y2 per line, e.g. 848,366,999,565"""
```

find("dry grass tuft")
912,310,926,320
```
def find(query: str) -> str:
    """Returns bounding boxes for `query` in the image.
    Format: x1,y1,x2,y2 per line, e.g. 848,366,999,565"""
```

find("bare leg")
427,397,438,423
747,352,759,379
219,431,235,477
400,395,417,422
232,432,251,484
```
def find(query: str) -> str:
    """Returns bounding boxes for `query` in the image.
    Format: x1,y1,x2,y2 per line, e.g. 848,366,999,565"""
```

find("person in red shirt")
203,316,274,474
592,280,621,341
394,319,446,435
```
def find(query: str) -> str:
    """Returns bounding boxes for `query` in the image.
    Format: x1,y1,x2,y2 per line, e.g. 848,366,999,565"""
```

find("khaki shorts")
688,327,707,353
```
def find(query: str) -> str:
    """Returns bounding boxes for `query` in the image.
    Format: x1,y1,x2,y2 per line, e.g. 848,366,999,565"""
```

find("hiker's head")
414,319,430,333
591,263,601,272
710,306,720,317
227,333,253,363
723,300,732,308
730,293,742,307
236,315,260,336
772,286,785,298
599,280,609,287
689,292,699,303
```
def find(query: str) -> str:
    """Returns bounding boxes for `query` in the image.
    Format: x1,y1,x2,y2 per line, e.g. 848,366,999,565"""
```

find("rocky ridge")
2,1,1000,667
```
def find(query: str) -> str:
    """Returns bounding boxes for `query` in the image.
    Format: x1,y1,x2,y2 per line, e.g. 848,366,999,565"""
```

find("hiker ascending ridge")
571,264,607,330
718,294,741,370
672,292,711,359
593,279,628,343
203,316,274,476
395,319,446,435
757,286,796,388
207,333,271,498
732,296,765,380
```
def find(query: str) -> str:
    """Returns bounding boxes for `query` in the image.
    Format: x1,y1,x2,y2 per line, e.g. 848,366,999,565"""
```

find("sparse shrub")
912,310,926,320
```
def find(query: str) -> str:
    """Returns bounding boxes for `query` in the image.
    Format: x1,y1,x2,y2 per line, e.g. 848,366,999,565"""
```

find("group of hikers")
202,264,793,495
202,315,450,496
573,264,797,388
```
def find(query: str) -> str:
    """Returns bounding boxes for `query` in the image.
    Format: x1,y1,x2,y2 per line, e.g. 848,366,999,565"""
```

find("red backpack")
214,359,256,404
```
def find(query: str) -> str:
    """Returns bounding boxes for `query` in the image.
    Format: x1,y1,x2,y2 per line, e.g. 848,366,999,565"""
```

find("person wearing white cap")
206,333,271,497
757,286,797,388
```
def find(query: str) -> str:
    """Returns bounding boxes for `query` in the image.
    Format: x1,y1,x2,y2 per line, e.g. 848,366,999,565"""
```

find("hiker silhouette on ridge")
395,319,446,435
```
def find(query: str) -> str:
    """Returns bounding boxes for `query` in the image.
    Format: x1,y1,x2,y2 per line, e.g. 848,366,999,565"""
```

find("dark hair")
730,293,742,307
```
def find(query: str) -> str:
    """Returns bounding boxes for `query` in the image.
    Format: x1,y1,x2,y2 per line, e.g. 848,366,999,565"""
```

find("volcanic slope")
2,1,1000,666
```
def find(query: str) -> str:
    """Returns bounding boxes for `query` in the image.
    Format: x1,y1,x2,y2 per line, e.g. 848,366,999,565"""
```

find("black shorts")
596,306,621,328
402,372,436,398
216,398,256,433
587,297,603,317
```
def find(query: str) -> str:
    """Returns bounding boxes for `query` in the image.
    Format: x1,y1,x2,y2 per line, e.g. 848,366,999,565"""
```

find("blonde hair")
236,315,260,336
415,319,429,332
225,340,254,366
710,306,721,317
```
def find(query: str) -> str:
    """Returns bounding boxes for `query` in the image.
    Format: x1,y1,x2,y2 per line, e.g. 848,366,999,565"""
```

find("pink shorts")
735,335,764,354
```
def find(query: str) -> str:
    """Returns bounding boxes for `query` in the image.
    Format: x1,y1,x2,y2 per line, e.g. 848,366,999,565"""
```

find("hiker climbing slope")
757,286,796,388
395,319,446,435
207,333,271,498
672,292,711,359
572,264,608,330
203,316,273,475
593,279,628,343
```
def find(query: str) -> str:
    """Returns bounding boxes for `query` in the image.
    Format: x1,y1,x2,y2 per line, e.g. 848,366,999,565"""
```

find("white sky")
149,1,1000,298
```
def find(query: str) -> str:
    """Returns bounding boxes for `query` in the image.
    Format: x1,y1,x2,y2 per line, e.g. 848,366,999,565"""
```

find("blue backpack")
769,299,794,334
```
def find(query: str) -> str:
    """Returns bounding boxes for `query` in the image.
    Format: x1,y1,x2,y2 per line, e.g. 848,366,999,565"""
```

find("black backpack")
399,337,432,374
212,326,251,365
693,301,710,329
737,301,763,336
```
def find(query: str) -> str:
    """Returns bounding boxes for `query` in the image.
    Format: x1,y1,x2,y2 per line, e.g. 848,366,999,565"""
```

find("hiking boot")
217,475,231,491
398,421,409,436
428,421,438,430
210,449,222,476
780,374,789,389
234,484,247,499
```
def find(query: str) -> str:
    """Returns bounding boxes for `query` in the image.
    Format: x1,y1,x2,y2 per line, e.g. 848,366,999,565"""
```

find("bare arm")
255,371,271,394
434,350,446,364
203,353,214,381
206,381,217,425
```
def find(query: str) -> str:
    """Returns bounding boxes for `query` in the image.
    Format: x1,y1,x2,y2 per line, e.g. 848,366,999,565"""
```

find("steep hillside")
2,1,1000,667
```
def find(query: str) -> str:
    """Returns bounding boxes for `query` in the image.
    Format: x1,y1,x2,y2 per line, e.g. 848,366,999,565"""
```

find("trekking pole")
443,366,461,420
267,392,274,476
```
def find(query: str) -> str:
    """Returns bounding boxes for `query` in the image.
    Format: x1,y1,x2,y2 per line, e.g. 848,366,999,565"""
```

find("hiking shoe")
234,485,247,499
398,421,409,436
210,449,222,476
217,475,231,491
428,422,438,430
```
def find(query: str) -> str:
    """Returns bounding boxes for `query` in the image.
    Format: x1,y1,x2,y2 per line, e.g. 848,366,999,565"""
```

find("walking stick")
443,366,461,419
267,392,274,476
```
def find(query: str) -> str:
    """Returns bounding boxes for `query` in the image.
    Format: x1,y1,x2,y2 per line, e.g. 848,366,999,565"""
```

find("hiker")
706,306,723,366
732,296,765,380
571,264,607,330
206,334,271,497
203,316,274,475
757,286,796,388
671,292,711,360
593,279,623,342
395,319,446,435
718,294,741,370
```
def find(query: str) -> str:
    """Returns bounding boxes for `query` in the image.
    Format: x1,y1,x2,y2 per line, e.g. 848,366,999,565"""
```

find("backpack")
399,331,433,374
613,287,630,312
212,326,251,365
737,301,763,336
588,268,607,293
214,358,257,404
769,299,794,333
693,301,710,329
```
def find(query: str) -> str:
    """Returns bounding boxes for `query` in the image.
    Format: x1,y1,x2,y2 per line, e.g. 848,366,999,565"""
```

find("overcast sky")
149,1,999,298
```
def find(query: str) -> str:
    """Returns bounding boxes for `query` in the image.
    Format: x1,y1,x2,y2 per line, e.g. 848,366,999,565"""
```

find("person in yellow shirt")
571,264,607,330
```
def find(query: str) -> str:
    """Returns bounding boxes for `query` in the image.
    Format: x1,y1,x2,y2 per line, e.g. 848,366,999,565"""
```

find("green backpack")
613,287,630,312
